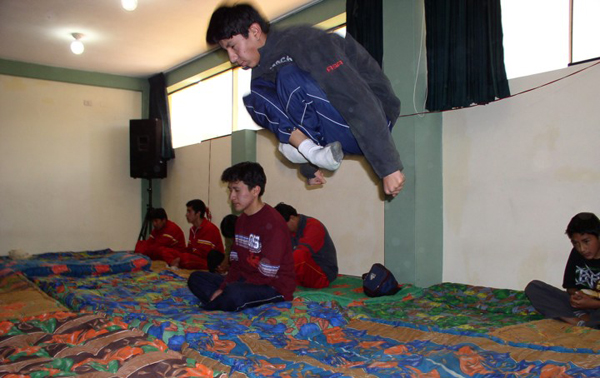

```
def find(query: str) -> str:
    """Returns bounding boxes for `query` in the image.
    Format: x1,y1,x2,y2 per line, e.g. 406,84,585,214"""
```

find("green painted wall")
0,59,147,93
276,0,345,27
383,0,443,287
231,129,257,164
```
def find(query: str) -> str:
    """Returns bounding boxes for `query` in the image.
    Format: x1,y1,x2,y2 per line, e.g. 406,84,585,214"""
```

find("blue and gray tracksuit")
244,25,402,179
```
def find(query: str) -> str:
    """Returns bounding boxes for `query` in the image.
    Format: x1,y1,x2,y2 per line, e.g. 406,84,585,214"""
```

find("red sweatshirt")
149,220,186,251
223,204,296,300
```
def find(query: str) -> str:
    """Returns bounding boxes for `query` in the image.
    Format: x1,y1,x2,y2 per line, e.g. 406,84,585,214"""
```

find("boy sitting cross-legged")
525,212,600,328
187,162,296,312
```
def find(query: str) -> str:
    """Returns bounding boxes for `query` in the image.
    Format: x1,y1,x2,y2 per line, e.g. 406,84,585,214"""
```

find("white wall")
0,74,142,254
443,62,600,290
161,136,232,242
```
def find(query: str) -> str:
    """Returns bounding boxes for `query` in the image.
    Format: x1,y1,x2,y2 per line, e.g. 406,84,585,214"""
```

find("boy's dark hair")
207,249,225,273
220,214,238,239
274,202,297,222
221,161,266,196
186,199,207,218
206,3,270,45
566,212,600,238
149,208,167,220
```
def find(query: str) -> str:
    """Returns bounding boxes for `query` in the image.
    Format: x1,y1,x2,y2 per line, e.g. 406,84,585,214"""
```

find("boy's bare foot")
560,316,582,326
307,169,327,186
560,312,589,326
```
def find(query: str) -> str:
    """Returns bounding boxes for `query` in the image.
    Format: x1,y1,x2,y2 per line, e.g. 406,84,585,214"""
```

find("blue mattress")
0,248,151,278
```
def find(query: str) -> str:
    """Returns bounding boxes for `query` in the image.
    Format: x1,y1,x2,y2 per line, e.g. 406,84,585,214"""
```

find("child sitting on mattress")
187,162,296,311
170,199,225,272
135,208,186,263
275,202,338,289
525,212,600,328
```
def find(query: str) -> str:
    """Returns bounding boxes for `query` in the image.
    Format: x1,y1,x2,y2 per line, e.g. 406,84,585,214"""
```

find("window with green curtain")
424,0,510,111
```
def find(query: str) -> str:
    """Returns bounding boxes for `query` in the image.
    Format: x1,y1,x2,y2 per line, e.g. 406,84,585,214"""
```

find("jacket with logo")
252,25,403,178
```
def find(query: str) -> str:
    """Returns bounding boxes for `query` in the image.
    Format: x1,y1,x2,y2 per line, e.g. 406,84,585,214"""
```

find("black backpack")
362,263,400,297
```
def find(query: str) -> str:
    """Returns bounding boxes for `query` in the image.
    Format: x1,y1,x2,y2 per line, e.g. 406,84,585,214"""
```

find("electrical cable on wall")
412,0,427,117
402,59,600,119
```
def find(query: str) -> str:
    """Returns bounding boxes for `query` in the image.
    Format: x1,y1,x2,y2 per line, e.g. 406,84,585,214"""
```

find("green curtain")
346,0,383,67
148,73,175,160
424,0,510,111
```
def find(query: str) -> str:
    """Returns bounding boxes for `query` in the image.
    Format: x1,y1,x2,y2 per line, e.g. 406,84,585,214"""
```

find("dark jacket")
252,25,403,178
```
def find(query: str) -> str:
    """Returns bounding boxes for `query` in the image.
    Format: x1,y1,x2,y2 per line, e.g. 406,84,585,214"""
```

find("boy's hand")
383,170,405,197
216,260,229,275
570,290,600,309
210,288,223,302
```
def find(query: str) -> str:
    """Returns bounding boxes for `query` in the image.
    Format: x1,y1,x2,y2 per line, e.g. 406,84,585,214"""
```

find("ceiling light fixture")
70,33,85,55
121,0,138,11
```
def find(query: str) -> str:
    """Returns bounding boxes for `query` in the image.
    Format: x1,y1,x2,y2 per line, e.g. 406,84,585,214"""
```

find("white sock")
297,139,343,171
278,143,308,164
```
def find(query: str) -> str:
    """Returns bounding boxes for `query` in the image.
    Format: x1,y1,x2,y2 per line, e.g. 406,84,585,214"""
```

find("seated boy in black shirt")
525,212,600,328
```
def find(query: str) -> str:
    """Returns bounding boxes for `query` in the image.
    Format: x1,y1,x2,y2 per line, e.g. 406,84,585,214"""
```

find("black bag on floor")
362,263,400,297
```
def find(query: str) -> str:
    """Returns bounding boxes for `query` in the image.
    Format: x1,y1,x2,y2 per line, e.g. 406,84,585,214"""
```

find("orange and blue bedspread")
0,311,213,377
32,270,600,377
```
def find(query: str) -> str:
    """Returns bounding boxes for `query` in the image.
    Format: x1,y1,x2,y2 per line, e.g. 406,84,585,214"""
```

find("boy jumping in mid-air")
525,212,600,328
206,3,405,197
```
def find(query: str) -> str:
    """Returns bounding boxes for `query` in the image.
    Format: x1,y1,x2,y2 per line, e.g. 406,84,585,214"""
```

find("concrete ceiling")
0,0,319,78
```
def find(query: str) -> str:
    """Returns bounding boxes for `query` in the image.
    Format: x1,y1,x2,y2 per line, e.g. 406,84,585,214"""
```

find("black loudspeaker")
129,119,167,179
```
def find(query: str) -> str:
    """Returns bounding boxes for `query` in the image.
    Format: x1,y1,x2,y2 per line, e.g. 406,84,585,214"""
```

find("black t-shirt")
562,248,600,290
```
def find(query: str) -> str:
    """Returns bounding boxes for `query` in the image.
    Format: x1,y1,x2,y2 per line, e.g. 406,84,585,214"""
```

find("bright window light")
234,68,261,132
572,0,600,63
501,0,569,79
169,71,233,148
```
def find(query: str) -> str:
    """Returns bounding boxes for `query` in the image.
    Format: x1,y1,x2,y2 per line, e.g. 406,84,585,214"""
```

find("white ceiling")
0,0,318,78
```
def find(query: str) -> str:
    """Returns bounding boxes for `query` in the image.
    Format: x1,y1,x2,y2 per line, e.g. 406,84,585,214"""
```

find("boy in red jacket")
169,199,225,271
135,208,186,263
275,202,338,288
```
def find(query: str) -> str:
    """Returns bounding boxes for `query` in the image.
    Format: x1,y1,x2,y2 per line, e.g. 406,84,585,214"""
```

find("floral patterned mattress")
29,269,600,377
0,311,214,377
0,249,150,278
